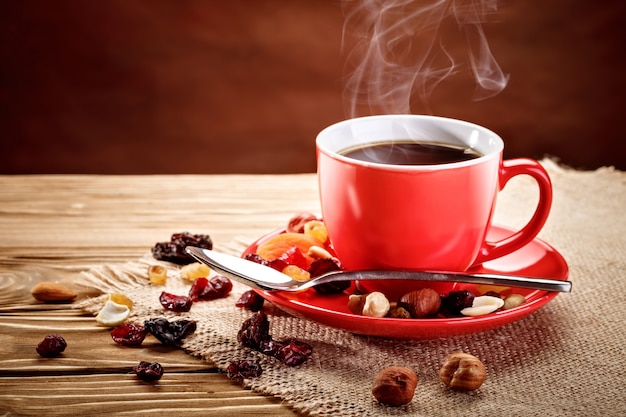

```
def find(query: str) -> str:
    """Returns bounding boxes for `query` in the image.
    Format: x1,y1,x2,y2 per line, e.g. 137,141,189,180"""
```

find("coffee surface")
340,141,481,165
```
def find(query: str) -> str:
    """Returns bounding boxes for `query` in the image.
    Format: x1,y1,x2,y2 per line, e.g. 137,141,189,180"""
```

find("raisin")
226,359,263,382
188,276,233,301
133,361,164,382
151,232,213,265
36,334,67,357
111,323,147,346
237,311,271,350
159,292,193,312
442,290,475,315
144,318,197,346
235,290,265,312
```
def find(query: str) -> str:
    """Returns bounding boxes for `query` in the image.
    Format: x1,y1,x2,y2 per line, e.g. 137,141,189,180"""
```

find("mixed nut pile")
29,215,514,406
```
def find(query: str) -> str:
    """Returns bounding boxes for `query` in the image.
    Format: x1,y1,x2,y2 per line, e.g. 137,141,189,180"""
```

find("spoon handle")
313,270,572,293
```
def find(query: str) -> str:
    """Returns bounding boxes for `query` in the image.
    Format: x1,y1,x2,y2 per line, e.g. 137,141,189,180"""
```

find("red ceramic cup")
316,115,552,272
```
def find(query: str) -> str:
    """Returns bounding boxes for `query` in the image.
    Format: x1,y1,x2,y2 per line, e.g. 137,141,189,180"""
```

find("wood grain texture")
0,175,314,416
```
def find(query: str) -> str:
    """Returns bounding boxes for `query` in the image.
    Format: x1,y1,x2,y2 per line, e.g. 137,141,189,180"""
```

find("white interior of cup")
316,115,504,168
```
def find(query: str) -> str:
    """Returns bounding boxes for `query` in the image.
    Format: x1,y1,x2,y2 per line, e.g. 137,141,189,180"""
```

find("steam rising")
342,0,509,116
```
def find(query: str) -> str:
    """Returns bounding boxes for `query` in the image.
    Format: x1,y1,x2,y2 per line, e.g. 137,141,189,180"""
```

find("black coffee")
340,141,481,165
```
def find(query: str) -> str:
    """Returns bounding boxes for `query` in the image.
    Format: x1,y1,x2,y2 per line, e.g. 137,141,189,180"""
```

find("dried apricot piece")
256,233,323,267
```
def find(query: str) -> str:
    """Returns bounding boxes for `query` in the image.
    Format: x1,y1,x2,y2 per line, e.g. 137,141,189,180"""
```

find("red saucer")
242,226,569,340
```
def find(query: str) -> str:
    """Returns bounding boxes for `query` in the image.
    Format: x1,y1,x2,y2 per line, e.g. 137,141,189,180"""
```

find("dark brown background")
1,0,625,174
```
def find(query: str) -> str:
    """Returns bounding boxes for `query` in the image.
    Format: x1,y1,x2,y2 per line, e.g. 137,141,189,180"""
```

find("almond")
31,282,77,302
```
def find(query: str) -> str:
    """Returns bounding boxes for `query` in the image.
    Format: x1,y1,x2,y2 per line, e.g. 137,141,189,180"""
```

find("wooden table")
0,175,317,416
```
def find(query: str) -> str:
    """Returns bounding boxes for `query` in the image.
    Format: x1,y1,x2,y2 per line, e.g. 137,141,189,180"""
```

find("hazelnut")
439,352,486,391
362,292,390,317
398,288,441,318
372,366,418,406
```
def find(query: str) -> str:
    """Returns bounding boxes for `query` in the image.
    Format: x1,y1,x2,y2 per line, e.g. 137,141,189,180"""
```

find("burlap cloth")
77,160,626,416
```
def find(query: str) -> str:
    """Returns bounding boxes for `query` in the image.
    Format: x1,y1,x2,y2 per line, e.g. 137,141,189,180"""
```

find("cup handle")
471,158,553,267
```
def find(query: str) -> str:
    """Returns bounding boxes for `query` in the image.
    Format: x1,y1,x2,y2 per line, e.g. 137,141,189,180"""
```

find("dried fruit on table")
30,282,77,303
134,361,164,382
188,275,233,301
237,311,312,366
235,290,265,312
227,359,263,382
151,232,213,265
180,262,211,282
270,339,313,367
36,334,67,357
439,352,486,391
96,299,131,326
144,317,197,346
109,293,133,309
237,311,271,350
256,232,324,268
159,292,193,312
372,366,418,406
111,323,147,346
148,265,168,285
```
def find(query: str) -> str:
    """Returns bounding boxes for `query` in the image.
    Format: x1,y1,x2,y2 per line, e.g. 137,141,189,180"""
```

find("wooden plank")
0,373,291,416
0,175,311,416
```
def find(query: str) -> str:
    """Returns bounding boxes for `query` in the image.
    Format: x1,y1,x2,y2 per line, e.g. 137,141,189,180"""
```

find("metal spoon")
185,247,572,293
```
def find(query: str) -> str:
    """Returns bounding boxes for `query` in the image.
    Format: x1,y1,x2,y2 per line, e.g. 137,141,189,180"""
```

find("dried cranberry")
237,311,271,350
151,232,213,265
159,292,193,312
188,276,233,301
442,290,475,315
144,317,197,346
111,323,147,346
226,359,263,381
307,258,349,294
133,361,164,382
273,339,313,367
308,257,342,277
237,312,312,366
244,253,269,266
36,334,67,357
275,246,309,270
235,290,265,311
266,258,289,272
